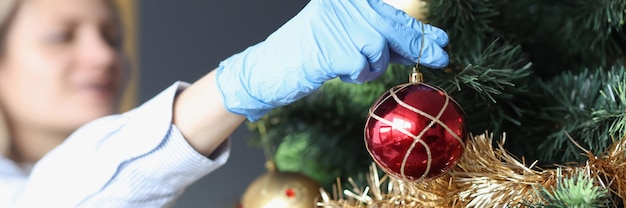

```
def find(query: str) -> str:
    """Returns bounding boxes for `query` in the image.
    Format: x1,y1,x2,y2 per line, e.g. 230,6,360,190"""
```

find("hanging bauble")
240,161,321,208
383,0,429,22
364,69,467,181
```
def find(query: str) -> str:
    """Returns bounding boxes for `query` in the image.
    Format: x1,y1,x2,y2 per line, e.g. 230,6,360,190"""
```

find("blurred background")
117,0,309,207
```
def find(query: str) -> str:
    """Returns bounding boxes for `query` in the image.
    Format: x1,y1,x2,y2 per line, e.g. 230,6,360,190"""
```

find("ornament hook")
410,22,426,84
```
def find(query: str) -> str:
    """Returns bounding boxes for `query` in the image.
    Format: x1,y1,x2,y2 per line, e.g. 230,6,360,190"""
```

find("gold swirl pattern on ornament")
368,102,431,180
393,83,446,180
368,82,464,181
368,84,432,180
392,83,465,147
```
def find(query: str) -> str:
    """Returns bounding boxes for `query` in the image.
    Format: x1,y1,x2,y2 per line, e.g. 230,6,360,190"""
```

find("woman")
0,0,449,206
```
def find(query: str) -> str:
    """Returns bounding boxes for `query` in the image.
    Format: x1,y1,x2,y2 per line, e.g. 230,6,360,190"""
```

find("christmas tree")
247,0,626,206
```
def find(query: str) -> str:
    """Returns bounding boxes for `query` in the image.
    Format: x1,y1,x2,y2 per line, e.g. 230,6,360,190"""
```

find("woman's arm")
172,70,245,156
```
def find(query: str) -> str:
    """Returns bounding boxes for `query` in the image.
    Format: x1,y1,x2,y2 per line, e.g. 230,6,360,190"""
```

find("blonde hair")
0,0,18,156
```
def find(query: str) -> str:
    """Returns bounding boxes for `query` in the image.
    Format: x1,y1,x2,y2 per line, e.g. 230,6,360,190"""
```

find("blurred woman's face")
0,0,122,135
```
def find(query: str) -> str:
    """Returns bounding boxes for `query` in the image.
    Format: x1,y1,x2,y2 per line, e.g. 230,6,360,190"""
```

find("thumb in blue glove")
216,0,449,121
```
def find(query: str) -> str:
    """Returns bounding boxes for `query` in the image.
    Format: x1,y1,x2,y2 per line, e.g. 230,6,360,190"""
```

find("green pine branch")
562,0,626,70
593,69,626,138
488,0,626,75
525,168,610,208
428,0,500,53
533,65,626,163
420,38,533,140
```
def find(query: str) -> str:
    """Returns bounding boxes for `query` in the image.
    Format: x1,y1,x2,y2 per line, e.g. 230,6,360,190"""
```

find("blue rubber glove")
216,0,449,121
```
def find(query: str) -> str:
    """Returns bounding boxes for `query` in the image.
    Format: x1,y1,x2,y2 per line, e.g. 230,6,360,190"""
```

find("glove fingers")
337,27,390,83
351,0,449,68
338,47,388,84
419,40,449,68
358,34,390,82
388,25,449,68
389,51,416,65
367,0,449,47
386,25,449,68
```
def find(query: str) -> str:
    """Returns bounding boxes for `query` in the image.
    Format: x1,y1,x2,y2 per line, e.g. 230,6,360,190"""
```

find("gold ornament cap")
240,161,321,208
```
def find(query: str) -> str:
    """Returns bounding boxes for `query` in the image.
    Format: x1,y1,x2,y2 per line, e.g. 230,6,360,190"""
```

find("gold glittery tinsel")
317,132,626,207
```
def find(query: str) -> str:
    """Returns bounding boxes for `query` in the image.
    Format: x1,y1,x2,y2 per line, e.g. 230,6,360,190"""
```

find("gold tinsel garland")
317,133,626,207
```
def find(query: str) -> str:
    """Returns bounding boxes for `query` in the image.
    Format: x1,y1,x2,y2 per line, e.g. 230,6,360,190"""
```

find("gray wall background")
138,0,308,207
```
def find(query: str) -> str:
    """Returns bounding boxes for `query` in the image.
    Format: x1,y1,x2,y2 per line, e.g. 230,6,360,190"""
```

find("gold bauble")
383,0,429,22
240,162,321,208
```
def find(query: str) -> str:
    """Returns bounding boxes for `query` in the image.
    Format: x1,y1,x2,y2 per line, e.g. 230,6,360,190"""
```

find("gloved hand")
216,0,449,121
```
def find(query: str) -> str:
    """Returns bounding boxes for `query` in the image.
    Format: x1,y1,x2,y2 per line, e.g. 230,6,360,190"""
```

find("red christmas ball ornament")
364,71,467,181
